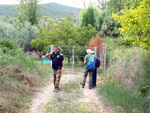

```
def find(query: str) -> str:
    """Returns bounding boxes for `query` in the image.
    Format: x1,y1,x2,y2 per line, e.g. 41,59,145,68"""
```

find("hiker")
46,45,65,92
82,49,95,89
91,51,100,88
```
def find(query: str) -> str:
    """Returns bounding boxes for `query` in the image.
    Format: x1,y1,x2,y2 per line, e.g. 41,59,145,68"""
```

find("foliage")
0,20,18,42
81,6,96,27
96,11,120,37
114,36,135,47
18,21,39,51
0,17,39,51
31,18,97,51
0,39,16,53
98,81,145,113
98,36,149,113
0,41,49,112
88,35,104,58
16,0,41,25
107,0,124,13
113,0,150,49
139,54,150,95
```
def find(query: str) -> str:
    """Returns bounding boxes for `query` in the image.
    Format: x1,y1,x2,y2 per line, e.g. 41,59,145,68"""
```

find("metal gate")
43,44,107,74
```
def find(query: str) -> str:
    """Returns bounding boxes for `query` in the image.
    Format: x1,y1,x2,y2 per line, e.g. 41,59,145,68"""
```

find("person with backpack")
91,51,100,88
82,49,95,89
46,45,65,92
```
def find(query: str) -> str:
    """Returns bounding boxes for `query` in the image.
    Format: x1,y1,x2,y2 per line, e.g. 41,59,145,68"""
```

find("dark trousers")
92,68,97,87
82,67,93,87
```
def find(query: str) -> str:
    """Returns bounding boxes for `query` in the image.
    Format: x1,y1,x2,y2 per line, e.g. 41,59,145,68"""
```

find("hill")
0,3,81,18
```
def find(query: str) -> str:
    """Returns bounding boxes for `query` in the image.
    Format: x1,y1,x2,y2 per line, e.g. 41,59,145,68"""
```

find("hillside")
0,3,81,18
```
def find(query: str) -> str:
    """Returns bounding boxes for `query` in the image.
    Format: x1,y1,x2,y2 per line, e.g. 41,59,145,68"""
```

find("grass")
98,82,139,113
97,37,150,113
45,80,90,113
0,48,50,113
60,81,80,93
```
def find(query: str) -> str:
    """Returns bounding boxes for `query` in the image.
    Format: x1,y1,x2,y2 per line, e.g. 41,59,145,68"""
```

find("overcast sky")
0,0,98,8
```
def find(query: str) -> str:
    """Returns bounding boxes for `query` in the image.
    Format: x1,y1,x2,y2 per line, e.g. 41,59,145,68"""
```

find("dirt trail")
27,74,114,113
80,81,114,113
28,78,54,113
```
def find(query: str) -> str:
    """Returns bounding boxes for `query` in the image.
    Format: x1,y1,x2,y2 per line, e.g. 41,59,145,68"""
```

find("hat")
86,49,92,54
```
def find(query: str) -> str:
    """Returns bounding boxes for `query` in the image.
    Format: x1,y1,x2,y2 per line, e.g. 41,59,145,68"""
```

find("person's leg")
95,68,97,86
92,68,96,87
89,70,93,89
82,67,88,88
55,69,62,90
53,70,57,90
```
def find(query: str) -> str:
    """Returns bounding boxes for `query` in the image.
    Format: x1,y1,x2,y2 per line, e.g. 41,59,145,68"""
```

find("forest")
0,0,150,113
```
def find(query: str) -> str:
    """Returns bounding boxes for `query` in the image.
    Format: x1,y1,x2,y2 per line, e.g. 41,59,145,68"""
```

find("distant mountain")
0,3,81,18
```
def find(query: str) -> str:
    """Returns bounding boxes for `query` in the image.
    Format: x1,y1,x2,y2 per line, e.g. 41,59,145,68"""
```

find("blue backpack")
87,54,95,70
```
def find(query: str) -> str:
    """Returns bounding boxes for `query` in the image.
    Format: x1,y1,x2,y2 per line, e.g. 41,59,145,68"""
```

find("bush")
0,38,16,53
0,41,49,112
0,17,39,51
96,12,121,37
98,49,150,113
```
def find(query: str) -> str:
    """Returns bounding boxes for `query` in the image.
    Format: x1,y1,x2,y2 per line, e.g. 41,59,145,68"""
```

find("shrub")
0,38,16,53
98,50,150,113
96,12,121,37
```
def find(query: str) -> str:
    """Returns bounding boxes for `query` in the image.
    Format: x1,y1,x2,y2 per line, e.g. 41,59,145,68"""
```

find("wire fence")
41,44,107,74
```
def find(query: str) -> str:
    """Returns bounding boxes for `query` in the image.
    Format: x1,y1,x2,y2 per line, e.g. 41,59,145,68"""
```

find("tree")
113,0,150,49
97,0,107,10
107,0,124,13
16,0,41,25
31,17,97,64
81,6,96,27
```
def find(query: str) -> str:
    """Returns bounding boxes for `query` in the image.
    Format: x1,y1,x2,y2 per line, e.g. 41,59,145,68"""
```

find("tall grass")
98,37,150,113
0,47,50,113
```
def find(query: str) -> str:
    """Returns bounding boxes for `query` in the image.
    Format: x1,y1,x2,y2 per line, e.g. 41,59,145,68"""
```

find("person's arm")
84,55,87,64
46,54,51,60
84,60,86,64
62,60,65,71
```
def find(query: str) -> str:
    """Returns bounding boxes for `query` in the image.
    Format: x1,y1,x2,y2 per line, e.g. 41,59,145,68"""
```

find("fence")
42,44,107,74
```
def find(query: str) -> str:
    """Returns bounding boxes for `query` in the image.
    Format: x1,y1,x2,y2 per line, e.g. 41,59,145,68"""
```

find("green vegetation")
0,0,149,112
0,3,81,18
16,0,41,25
81,6,96,27
98,37,150,113
113,0,150,49
0,39,49,112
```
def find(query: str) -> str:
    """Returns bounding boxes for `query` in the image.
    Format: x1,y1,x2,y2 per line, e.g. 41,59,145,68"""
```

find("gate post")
94,47,97,57
72,46,75,73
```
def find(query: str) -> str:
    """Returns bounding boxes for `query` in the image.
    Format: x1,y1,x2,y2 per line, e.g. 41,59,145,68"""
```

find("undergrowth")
0,39,50,113
98,37,150,113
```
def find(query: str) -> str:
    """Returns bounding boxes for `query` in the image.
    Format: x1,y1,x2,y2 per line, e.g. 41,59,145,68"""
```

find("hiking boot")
55,89,59,92
89,86,93,89
82,85,85,88
53,89,59,92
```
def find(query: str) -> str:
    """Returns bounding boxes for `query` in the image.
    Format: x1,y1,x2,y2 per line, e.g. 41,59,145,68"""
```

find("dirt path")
27,74,114,113
80,82,114,113
28,78,54,113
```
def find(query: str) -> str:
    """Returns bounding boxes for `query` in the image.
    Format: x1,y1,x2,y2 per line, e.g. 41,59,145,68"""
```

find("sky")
0,0,98,8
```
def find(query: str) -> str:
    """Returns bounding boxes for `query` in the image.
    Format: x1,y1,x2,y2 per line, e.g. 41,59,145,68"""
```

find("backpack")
95,58,100,68
87,54,95,70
